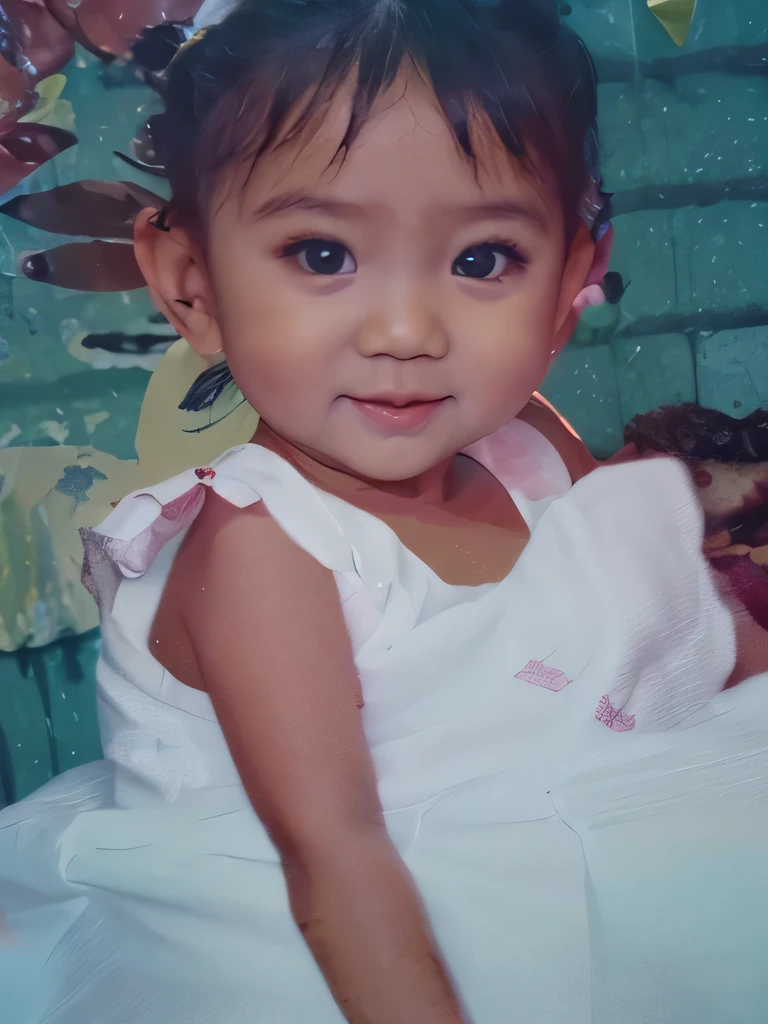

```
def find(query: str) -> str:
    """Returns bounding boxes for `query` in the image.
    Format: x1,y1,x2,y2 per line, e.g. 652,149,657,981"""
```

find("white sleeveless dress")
1,418,768,1024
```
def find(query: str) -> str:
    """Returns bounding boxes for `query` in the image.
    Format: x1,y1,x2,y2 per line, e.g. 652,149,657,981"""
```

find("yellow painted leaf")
19,74,67,124
647,0,697,47
133,339,258,486
39,98,76,134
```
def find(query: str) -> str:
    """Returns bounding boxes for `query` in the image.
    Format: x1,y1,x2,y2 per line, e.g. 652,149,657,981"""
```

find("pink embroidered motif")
195,467,216,481
515,660,570,692
595,694,636,732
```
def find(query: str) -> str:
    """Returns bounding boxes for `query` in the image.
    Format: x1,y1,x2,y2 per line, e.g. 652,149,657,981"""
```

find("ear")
133,208,223,358
551,224,614,357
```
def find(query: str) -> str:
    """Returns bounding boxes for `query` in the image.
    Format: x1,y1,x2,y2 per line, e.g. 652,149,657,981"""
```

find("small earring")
149,208,171,232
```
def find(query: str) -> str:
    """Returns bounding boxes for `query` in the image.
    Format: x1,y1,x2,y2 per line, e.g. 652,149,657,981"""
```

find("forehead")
216,72,562,235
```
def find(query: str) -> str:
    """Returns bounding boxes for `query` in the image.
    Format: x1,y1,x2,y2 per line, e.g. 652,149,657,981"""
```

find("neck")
251,420,458,507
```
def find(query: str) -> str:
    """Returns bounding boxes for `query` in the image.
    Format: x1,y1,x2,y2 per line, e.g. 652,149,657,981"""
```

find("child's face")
166,72,593,482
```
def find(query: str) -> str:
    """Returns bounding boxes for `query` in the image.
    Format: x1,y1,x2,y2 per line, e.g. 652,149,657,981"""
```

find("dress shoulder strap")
462,418,573,530
80,443,359,616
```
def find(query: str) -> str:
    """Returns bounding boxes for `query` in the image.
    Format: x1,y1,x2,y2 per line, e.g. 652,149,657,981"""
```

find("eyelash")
279,234,343,262
475,238,528,268
277,235,529,274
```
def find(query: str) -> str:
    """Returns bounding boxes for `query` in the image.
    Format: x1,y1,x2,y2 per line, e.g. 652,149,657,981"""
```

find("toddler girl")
1,1,767,1022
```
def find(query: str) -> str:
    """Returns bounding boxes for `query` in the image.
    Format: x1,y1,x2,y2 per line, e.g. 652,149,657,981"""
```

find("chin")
343,446,451,483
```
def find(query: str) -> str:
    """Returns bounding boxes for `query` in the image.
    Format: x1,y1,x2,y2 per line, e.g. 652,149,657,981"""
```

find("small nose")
355,279,449,361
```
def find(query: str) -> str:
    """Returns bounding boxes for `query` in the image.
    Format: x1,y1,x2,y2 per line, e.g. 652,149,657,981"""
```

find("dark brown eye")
452,243,523,279
285,239,356,275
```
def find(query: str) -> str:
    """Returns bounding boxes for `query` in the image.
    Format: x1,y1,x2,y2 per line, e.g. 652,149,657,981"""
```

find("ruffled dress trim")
80,422,573,619
80,443,363,615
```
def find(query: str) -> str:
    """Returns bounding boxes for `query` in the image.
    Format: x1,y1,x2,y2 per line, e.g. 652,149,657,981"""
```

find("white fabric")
1,418,768,1024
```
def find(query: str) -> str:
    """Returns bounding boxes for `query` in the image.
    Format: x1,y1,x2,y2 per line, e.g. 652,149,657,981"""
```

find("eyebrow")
250,192,360,221
455,200,549,232
250,192,548,231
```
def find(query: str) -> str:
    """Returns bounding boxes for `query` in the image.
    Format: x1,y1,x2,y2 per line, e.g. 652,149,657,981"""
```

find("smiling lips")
347,393,448,430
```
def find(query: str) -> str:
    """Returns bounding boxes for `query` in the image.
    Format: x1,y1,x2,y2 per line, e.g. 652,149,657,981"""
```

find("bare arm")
174,492,468,1024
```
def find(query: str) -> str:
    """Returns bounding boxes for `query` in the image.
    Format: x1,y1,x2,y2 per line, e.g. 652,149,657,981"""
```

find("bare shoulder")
150,488,347,691
158,487,268,598
150,490,277,686
169,486,343,635
518,394,599,484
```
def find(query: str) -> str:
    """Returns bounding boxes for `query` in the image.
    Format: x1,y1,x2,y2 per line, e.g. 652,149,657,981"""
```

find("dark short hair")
159,0,603,237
